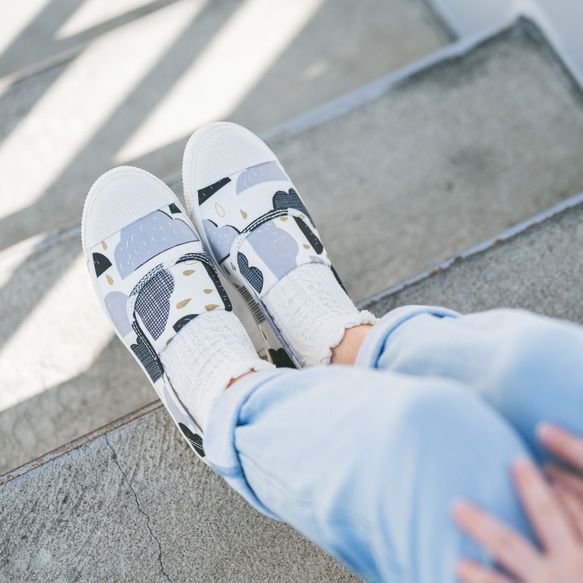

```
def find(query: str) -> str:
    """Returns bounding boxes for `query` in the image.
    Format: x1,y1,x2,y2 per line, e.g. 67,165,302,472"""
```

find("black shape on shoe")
237,252,263,293
198,177,231,206
268,348,297,369
293,217,324,255
173,314,199,333
93,252,112,278
179,423,205,457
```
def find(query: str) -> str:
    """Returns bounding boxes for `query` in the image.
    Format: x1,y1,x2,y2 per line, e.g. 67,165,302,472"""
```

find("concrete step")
1,19,583,476
0,0,452,251
2,189,582,583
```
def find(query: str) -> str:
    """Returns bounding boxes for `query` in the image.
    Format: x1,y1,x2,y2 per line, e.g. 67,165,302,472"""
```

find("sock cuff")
317,308,377,366
263,263,377,367
160,309,273,430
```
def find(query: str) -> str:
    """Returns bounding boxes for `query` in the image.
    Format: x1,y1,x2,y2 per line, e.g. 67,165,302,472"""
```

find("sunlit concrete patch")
116,0,325,163
0,252,114,411
0,224,262,472
0,0,204,221
0,0,51,58
56,0,176,39
0,0,451,250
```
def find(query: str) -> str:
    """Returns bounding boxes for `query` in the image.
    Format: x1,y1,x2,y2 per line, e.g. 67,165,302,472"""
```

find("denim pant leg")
204,363,534,583
359,305,583,461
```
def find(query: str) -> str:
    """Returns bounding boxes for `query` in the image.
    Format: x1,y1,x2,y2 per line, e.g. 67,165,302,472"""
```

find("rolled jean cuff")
355,305,461,369
203,367,293,519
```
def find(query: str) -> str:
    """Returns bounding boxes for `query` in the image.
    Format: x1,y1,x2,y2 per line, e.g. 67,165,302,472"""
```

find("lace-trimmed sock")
262,263,376,367
160,309,274,431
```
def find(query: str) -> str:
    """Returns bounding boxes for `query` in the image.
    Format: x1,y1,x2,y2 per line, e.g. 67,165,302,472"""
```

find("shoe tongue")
227,212,332,299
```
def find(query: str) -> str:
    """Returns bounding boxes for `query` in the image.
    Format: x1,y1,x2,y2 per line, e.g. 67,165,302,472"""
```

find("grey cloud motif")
203,219,239,261
115,210,198,279
236,161,287,194
104,291,132,336
246,221,298,280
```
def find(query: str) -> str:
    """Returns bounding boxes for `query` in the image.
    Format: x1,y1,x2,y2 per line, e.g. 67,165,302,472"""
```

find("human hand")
452,456,583,583
538,423,583,539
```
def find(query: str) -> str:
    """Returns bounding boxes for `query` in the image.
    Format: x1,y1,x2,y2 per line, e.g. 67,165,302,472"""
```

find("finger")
545,464,583,498
553,483,583,540
538,423,583,471
457,559,514,583
453,500,542,580
511,457,575,552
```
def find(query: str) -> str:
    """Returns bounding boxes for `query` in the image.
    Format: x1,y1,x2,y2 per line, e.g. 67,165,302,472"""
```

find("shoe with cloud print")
82,166,232,462
182,122,345,369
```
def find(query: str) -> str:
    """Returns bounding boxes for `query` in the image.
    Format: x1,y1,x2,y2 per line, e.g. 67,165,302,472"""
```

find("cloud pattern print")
197,160,343,298
88,203,232,458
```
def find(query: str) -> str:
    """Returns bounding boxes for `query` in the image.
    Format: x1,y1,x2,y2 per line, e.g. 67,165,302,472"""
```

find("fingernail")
537,422,557,443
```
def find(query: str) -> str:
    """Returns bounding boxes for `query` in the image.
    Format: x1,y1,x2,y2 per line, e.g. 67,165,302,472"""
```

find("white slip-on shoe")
82,166,235,462
182,122,353,368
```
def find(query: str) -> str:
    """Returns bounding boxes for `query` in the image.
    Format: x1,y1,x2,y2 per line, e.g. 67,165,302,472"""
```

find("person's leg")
356,306,583,461
205,364,535,583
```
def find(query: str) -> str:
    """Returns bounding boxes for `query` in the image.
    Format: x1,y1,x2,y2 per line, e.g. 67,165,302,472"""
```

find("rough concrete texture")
360,202,583,324
2,200,583,583
272,23,583,304
0,0,451,250
0,406,361,583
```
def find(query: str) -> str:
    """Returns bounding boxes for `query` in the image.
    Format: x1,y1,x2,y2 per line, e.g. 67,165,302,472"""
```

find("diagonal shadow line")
0,0,240,352
0,0,183,79
0,0,241,251
0,0,89,79
0,59,66,152
0,0,186,149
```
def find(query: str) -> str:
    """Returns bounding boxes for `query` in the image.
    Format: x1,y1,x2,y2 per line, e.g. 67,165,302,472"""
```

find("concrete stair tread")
0,0,181,79
3,190,583,582
0,402,361,583
0,0,452,251
2,19,583,475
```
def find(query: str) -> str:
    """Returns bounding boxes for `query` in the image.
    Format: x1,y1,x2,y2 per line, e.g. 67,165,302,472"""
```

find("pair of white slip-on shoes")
82,122,344,461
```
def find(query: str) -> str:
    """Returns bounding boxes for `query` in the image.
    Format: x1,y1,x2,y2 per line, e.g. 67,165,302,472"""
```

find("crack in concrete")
104,435,173,583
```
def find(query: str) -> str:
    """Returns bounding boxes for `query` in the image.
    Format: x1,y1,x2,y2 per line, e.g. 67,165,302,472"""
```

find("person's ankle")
330,324,373,366
227,369,257,388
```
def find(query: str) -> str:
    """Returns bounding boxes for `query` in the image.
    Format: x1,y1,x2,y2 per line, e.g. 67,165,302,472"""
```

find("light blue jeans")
204,306,583,583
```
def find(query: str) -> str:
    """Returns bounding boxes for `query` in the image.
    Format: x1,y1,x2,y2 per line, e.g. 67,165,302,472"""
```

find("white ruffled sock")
263,263,377,367
160,309,274,431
